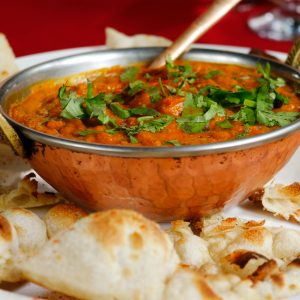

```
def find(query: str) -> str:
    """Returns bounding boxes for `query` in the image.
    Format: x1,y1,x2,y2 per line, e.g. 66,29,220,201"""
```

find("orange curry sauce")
9,61,300,146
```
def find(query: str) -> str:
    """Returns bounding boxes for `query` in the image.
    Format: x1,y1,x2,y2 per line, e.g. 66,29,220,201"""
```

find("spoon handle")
149,0,242,69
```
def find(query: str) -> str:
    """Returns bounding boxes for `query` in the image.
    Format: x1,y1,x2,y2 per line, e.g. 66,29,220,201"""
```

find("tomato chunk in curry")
9,59,300,146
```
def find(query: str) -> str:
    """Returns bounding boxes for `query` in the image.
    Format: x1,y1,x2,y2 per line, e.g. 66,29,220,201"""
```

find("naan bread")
0,173,61,210
44,203,88,238
260,182,300,224
0,208,47,283
0,143,29,194
164,267,221,300
0,33,18,82
166,220,212,268
1,208,47,256
0,214,19,282
105,27,171,48
21,209,179,300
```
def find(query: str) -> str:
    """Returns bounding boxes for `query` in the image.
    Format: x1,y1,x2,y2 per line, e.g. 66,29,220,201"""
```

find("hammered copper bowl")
1,48,300,221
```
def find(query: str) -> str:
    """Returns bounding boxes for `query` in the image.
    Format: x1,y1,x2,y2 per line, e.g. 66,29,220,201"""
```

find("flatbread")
249,182,300,224
43,203,88,238
21,209,179,300
0,33,18,82
0,173,62,210
0,143,29,193
105,27,171,48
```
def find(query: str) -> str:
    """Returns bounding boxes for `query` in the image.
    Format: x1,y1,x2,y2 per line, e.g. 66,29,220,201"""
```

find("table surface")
1,0,295,57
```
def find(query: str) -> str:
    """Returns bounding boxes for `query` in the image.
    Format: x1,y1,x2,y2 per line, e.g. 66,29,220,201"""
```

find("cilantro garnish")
57,61,299,144
130,106,160,116
216,119,233,129
164,140,181,146
109,103,130,119
120,66,139,82
128,80,145,96
147,86,161,103
77,130,100,136
204,70,224,80
58,85,86,119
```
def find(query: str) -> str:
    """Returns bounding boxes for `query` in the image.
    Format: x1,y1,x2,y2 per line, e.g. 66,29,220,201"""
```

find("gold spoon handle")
149,0,242,69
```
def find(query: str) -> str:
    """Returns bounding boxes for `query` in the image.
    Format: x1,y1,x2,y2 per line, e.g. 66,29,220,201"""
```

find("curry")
9,59,300,146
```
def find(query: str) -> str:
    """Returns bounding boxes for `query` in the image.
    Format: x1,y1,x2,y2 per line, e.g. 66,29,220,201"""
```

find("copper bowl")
0,48,300,221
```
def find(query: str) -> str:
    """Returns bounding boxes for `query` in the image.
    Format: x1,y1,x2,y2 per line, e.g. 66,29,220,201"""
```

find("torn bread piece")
249,183,300,223
1,208,47,256
21,209,179,300
164,267,221,300
0,214,20,282
43,203,88,238
105,27,171,48
166,220,213,269
0,208,47,283
0,143,30,194
0,33,18,82
260,182,300,224
0,173,62,210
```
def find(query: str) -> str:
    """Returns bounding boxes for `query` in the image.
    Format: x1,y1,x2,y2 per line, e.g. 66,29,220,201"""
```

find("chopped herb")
230,107,256,125
257,110,299,127
109,103,130,119
58,86,86,119
77,129,100,136
128,80,145,96
130,106,160,116
216,119,233,129
204,70,224,80
147,86,161,103
87,80,93,99
236,124,250,139
164,140,181,146
120,66,138,82
158,77,167,97
144,73,152,80
177,115,207,133
140,115,174,133
244,99,256,108
129,135,139,144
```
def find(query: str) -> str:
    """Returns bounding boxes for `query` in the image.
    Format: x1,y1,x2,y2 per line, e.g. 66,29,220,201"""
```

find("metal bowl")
1,47,300,221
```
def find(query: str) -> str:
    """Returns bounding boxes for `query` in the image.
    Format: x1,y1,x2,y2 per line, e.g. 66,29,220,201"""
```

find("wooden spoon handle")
149,0,242,69
286,37,300,69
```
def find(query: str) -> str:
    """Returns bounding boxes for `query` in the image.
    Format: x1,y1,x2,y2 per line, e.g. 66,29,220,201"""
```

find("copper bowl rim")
0,47,300,158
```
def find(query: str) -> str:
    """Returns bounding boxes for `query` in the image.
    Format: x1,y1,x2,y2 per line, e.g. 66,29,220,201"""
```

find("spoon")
149,0,243,69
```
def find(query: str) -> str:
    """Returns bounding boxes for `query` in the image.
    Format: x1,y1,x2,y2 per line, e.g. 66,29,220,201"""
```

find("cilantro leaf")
109,103,131,119
128,80,145,96
130,106,160,116
231,107,256,125
216,119,233,129
58,85,86,119
147,86,161,103
177,115,207,133
257,111,300,127
87,80,93,99
140,115,174,133
120,66,139,82
60,97,85,119
204,70,224,80
77,129,100,136
164,140,181,146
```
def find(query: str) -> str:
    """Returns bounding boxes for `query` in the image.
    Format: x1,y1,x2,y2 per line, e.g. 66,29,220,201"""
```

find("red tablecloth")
1,0,295,57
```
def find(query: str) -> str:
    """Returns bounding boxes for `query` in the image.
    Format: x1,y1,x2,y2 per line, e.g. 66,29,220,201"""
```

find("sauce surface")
9,60,300,146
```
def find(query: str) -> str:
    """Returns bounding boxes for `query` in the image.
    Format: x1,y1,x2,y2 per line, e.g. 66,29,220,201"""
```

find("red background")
0,0,295,57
